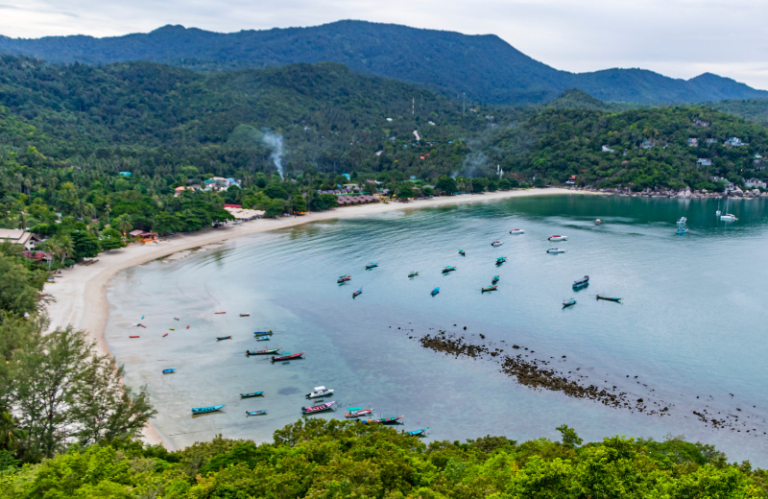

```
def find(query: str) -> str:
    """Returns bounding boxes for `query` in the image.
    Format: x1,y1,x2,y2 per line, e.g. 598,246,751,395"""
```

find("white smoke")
262,132,284,178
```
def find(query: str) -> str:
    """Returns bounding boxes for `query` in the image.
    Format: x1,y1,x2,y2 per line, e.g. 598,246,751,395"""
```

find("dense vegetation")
1,419,766,497
1,21,766,105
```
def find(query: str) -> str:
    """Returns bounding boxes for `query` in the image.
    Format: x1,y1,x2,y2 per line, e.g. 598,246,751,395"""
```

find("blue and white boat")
246,410,267,417
676,217,688,234
572,276,589,288
547,248,566,254
162,368,175,374
409,427,429,436
192,404,225,414
431,287,440,297
240,391,264,399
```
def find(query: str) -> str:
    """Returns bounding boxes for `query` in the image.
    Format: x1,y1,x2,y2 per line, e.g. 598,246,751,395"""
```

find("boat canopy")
314,386,326,391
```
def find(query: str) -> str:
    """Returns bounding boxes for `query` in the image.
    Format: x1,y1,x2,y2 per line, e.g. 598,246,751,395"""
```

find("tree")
71,231,101,260
0,412,26,451
152,212,182,235
263,184,289,199
293,195,307,213
265,199,286,218
99,228,125,251
114,214,133,235
0,251,45,316
396,185,414,201
435,176,457,195
472,177,487,193
556,424,583,449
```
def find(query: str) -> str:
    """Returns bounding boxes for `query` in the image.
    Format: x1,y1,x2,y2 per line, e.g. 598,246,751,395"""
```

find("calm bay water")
106,195,768,463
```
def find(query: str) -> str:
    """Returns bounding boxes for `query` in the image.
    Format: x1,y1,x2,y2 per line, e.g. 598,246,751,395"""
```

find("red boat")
344,407,373,418
215,311,226,315
272,352,305,362
302,400,336,414
129,335,140,338
163,333,168,337
361,415,404,425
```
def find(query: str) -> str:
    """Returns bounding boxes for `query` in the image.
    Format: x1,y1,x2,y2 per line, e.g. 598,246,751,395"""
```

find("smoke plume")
262,132,284,178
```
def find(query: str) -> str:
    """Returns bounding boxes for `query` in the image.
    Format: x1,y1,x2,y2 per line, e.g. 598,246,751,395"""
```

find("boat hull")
192,404,225,414
272,352,305,362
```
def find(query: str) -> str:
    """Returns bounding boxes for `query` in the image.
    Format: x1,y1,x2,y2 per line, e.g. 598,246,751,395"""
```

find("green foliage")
0,243,46,316
0,420,764,498
70,231,100,260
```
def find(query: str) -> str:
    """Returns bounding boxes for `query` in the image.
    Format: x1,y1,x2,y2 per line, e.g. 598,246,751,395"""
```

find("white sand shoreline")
43,188,592,446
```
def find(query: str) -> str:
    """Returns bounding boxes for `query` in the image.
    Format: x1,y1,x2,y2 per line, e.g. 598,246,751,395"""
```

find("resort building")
687,138,699,147
0,229,41,250
725,137,747,147
697,158,712,167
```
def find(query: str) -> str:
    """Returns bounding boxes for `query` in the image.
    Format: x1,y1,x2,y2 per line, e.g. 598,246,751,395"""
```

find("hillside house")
566,175,577,185
725,137,747,147
745,178,767,189
601,145,615,153
697,158,712,167
692,119,710,127
641,140,656,149
688,138,699,147
0,229,41,251
706,139,718,145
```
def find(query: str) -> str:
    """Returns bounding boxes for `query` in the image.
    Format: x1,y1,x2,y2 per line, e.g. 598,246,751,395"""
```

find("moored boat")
459,249,465,256
409,427,429,436
214,311,226,315
482,285,498,293
365,262,379,269
720,214,738,221
306,386,334,398
547,247,566,254
548,235,568,242
337,274,351,283
572,276,589,288
302,400,336,414
345,407,373,418
596,294,622,303
408,271,419,278
442,266,457,273
162,368,175,374
192,404,225,414
491,240,503,247
246,348,280,355
253,330,274,336
595,219,602,226
562,298,576,308
240,391,264,399
246,410,267,416
431,287,440,297
256,336,270,341
216,336,232,341
240,313,250,317
509,228,524,235
492,275,499,283
361,415,404,425
272,352,305,362
496,256,507,264
353,287,363,298
129,335,140,338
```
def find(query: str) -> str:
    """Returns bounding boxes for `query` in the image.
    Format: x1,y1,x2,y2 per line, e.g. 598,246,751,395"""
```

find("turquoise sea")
106,195,768,464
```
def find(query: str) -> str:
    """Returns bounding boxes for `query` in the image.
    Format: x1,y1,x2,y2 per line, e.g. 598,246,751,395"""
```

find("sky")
1,0,768,89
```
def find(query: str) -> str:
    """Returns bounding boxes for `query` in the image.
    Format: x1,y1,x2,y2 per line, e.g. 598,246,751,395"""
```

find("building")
641,140,656,149
706,139,718,145
119,171,131,176
745,178,767,189
174,186,199,197
566,175,577,185
687,138,699,147
0,229,41,251
697,158,712,167
725,137,746,147
692,119,710,127
601,145,615,153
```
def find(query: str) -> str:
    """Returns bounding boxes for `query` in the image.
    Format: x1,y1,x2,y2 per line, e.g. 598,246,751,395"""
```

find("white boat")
715,210,721,216
548,235,568,242
491,240,504,246
509,229,524,235
720,214,738,221
547,247,566,254
306,386,334,398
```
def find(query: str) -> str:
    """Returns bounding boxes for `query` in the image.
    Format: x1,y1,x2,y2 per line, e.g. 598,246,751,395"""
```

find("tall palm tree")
115,215,133,235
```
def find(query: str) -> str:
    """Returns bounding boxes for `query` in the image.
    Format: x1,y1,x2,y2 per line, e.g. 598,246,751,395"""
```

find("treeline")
1,419,765,496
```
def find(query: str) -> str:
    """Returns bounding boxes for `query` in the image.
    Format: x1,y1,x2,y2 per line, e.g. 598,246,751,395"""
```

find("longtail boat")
162,368,175,374
442,266,456,273
253,330,274,336
459,249,465,256
302,400,336,414
572,276,589,288
361,415,404,425
216,336,232,341
408,271,419,278
337,274,351,283
272,352,305,362
256,336,270,341
240,391,263,399
563,298,576,308
492,275,499,284
129,335,140,338
306,386,334,398
365,262,379,269
174,317,180,321
353,287,363,298
240,313,250,317
169,328,175,331
597,295,622,303
409,427,429,436
431,287,440,297
345,407,373,418
192,404,225,415
246,348,280,356
215,311,226,315
246,410,267,416
163,333,168,337
482,285,498,293
496,256,507,264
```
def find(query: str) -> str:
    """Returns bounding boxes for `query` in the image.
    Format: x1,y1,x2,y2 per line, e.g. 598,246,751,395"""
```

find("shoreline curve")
43,188,593,446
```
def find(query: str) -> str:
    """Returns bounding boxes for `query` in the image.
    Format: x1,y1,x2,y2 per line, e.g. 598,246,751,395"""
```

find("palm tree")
0,411,26,450
115,215,133,235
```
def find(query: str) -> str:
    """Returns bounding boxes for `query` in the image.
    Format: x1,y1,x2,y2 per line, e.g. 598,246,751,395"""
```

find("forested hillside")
1,419,766,497
1,21,766,105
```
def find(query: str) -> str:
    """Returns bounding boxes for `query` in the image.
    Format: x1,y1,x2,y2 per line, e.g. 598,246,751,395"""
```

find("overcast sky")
2,0,768,89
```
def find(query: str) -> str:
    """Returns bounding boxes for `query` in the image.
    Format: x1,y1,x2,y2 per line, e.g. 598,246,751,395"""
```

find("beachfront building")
745,178,767,189
128,230,158,242
335,195,380,206
0,229,41,251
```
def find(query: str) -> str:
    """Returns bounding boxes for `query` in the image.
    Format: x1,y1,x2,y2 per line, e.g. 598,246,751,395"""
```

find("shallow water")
106,195,768,464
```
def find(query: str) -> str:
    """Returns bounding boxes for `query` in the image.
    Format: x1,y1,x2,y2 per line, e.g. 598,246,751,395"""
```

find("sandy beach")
43,187,588,445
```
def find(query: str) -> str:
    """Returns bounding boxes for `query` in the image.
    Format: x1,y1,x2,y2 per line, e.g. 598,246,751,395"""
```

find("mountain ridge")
0,20,765,105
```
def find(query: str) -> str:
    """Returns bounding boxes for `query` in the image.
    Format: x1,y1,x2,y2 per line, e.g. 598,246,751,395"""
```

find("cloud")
0,0,767,89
